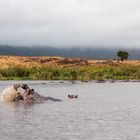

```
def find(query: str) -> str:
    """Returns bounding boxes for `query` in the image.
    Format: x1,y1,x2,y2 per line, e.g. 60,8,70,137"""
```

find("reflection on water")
1,81,140,140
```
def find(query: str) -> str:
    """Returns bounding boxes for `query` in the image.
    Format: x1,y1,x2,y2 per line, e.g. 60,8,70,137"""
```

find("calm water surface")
0,81,140,140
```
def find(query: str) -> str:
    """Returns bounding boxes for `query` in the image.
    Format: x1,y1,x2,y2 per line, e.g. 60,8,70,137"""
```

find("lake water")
0,81,140,140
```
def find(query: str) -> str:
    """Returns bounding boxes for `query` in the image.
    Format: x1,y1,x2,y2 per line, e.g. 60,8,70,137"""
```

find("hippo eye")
17,93,20,95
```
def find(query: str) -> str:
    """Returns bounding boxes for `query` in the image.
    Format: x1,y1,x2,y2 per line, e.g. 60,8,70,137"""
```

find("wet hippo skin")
21,84,62,102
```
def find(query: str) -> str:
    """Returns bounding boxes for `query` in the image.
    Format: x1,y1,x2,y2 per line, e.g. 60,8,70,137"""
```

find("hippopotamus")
0,84,62,103
68,94,78,99
21,84,62,102
0,84,23,102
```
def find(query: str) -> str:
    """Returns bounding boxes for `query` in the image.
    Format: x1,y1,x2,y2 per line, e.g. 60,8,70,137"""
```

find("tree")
117,50,129,62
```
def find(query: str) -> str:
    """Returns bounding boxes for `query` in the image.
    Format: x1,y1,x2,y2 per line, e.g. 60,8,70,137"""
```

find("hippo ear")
13,84,20,90
21,84,29,90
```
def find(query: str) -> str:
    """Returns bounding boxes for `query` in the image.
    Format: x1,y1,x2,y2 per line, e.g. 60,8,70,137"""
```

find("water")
0,81,140,140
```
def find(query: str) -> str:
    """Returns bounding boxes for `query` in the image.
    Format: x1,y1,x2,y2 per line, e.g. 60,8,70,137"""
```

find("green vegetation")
0,64,140,80
117,50,129,62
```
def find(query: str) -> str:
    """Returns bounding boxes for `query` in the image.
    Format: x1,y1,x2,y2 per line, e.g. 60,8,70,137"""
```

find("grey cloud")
0,0,140,48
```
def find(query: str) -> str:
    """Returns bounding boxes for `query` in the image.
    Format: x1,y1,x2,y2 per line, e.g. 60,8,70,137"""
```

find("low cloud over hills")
0,45,139,59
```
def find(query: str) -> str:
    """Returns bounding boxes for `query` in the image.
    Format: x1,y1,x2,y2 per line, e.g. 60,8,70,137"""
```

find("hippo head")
13,84,23,101
23,88,35,102
1,84,23,102
26,89,34,96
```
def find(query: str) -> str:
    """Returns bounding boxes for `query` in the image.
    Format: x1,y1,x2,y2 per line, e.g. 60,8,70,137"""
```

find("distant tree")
117,50,129,62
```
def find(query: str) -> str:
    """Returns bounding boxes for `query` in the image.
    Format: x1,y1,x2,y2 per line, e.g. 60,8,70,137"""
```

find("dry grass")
0,56,140,68
0,56,140,80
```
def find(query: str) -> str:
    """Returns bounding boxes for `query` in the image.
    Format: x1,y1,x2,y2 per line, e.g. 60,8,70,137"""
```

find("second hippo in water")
21,84,62,102
68,94,78,99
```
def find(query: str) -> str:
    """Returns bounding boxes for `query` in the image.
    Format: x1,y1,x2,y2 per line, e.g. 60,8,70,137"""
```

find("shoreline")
0,79,140,84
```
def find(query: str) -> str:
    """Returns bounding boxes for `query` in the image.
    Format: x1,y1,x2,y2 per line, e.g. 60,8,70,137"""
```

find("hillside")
0,56,140,68
0,56,140,80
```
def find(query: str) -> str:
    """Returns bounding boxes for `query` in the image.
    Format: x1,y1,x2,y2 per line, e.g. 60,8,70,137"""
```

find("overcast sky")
0,0,140,48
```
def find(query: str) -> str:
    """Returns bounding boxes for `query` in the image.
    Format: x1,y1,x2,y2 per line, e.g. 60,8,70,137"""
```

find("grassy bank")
0,64,140,80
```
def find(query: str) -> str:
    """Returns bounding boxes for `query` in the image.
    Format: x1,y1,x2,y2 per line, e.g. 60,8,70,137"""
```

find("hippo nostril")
17,93,20,95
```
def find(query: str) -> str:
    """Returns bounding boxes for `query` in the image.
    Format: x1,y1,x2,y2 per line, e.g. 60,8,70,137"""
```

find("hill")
0,45,140,59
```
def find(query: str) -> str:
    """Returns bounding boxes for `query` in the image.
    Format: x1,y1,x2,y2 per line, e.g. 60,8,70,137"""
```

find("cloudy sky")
0,0,140,48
